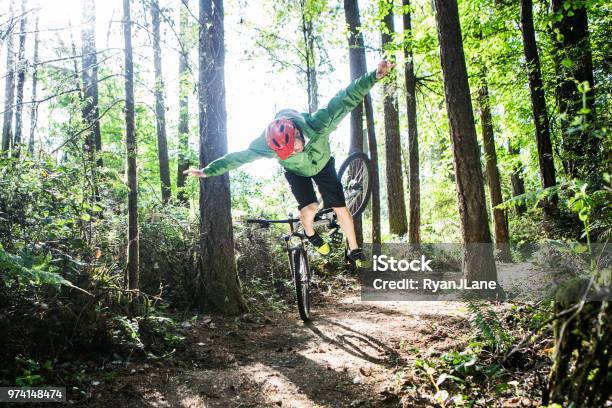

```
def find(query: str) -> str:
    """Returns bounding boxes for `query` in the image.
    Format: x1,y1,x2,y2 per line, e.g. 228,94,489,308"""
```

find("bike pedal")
330,229,343,245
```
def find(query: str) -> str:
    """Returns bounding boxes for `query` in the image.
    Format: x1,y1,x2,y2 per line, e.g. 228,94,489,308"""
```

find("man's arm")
184,132,274,178
306,60,393,137
200,149,262,177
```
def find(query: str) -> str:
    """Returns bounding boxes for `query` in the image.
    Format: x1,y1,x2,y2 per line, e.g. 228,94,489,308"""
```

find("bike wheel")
290,248,311,322
337,152,372,218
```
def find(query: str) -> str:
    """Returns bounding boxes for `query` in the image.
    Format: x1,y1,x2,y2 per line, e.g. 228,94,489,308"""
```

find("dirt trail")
91,289,472,408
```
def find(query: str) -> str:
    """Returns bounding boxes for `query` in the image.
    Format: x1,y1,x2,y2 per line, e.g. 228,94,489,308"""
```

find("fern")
467,301,513,353
0,247,81,290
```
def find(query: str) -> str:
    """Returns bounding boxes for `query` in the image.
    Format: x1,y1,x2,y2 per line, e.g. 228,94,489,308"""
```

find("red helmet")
266,118,296,160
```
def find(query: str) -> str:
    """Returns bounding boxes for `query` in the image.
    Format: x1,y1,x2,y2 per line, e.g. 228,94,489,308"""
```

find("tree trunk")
300,1,318,113
151,0,171,203
176,0,190,204
433,0,498,287
507,142,527,215
550,0,598,185
28,16,39,155
12,0,27,157
81,0,101,205
123,0,139,290
343,0,366,246
81,0,102,166
2,1,16,152
402,0,420,244
520,0,557,218
344,0,380,245
198,0,247,314
478,81,511,262
547,280,610,406
381,5,408,236
365,94,381,244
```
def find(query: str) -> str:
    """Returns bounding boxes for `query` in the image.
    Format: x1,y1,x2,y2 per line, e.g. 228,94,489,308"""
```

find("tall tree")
123,0,139,290
550,0,598,185
12,0,27,157
402,0,420,244
198,0,247,314
381,2,408,236
520,0,557,216
81,0,102,166
28,15,39,154
254,0,326,114
507,142,527,215
364,94,381,244
2,1,16,152
150,0,171,203
343,0,381,245
433,0,498,286
477,79,511,262
343,0,366,245
176,0,190,204
300,0,318,113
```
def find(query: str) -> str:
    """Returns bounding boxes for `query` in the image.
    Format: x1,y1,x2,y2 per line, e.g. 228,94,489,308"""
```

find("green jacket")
202,70,379,178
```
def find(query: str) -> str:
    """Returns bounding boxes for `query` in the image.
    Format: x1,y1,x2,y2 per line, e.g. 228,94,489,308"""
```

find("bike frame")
246,208,340,279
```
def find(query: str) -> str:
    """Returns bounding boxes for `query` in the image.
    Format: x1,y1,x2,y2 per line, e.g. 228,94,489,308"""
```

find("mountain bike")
246,152,371,322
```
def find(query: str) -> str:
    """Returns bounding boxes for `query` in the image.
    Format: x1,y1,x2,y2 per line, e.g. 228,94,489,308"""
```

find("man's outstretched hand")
376,60,395,80
183,168,207,178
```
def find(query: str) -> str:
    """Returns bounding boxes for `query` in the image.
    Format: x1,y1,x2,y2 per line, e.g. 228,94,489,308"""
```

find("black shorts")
284,157,346,210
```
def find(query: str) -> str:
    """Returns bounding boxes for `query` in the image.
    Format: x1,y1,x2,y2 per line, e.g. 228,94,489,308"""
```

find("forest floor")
70,263,545,408
84,295,468,407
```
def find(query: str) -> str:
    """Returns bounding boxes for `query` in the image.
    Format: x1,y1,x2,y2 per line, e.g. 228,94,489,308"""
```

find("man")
185,60,394,266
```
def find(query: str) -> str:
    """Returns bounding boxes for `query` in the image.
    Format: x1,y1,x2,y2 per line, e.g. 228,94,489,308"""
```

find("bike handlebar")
246,218,299,226
245,208,335,228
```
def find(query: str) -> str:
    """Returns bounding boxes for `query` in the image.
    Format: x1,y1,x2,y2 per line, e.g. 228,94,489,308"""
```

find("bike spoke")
342,158,369,216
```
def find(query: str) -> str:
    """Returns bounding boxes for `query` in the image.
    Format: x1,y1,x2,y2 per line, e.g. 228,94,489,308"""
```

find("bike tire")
337,152,372,218
290,248,311,322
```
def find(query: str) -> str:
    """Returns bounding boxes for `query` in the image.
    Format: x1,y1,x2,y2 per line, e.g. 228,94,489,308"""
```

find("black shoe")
306,231,330,255
347,248,366,267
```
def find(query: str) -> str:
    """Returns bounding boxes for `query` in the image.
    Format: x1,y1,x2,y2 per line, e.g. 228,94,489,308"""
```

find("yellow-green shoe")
306,232,330,256
347,248,366,268
317,242,331,255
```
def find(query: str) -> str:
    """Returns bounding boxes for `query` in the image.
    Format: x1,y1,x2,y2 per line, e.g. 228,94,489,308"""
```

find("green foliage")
0,153,198,385
467,302,514,353
410,341,510,406
14,357,51,387
401,302,549,406
134,204,196,301
508,302,552,332
110,316,145,351
498,176,611,240
0,246,77,290
140,315,186,350
0,156,97,295
245,0,336,94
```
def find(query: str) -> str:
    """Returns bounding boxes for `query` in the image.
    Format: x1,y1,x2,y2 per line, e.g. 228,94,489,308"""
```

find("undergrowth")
396,302,553,407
